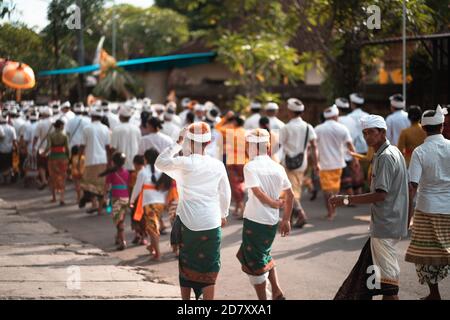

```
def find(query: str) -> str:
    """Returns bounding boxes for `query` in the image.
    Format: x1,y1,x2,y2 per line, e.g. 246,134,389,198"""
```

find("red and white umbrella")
2,61,35,90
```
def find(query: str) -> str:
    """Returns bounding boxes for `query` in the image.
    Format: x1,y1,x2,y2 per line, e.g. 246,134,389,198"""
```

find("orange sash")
134,184,157,222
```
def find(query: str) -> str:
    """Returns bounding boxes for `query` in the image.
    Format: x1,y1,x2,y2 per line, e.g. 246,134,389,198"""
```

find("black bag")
285,126,309,170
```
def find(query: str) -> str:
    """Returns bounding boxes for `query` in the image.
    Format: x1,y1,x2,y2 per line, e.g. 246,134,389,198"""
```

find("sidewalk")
0,198,179,300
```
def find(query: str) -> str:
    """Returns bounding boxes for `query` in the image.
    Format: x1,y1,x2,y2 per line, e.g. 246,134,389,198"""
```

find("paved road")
1,182,449,300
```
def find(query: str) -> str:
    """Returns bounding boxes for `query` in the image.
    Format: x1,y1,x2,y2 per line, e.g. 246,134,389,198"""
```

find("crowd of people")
0,93,449,301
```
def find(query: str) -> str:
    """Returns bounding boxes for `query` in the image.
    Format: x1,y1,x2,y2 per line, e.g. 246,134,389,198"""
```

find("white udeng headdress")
421,105,448,126
245,129,270,143
360,114,387,130
186,122,212,143
323,104,339,118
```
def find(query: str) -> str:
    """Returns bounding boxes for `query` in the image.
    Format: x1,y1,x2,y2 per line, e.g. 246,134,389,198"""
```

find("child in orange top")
71,146,85,202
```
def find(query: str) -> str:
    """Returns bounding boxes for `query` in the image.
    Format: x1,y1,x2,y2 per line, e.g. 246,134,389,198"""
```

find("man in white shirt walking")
33,106,54,189
315,105,356,220
279,98,318,228
386,94,410,146
237,128,294,300
349,93,369,154
264,102,285,131
66,103,89,150
156,122,231,301
111,104,141,172
406,105,450,300
0,113,18,184
79,107,111,215
244,102,262,130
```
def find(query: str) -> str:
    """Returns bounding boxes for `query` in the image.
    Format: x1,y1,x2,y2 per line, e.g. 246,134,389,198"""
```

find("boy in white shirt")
237,128,294,300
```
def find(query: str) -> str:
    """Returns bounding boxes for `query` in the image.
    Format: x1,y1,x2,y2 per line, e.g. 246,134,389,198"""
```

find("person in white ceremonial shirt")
264,102,285,131
33,106,54,189
60,101,75,123
337,97,364,196
9,106,26,137
405,105,450,301
178,97,192,126
193,103,206,123
244,101,262,130
110,103,142,172
204,108,223,160
0,113,17,184
138,117,173,155
152,104,166,121
386,94,410,146
155,122,231,301
315,104,356,220
349,93,369,154
161,109,181,142
102,101,120,130
166,101,182,127
279,98,318,228
236,128,294,300
78,106,111,215
66,103,90,150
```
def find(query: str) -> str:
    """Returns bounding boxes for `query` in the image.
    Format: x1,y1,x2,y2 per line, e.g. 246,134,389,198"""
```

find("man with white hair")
111,103,141,172
78,106,111,215
237,128,294,300
349,93,369,154
161,109,181,142
60,101,75,122
406,105,450,300
155,122,231,301
315,104,355,220
102,101,120,130
33,106,54,189
279,98,318,228
0,113,17,184
331,114,409,300
178,97,192,126
66,103,90,150
386,94,410,146
337,97,364,196
244,102,263,130
264,102,285,130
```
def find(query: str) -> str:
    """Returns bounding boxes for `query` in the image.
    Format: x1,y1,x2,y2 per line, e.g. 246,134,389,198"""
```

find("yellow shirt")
397,123,426,166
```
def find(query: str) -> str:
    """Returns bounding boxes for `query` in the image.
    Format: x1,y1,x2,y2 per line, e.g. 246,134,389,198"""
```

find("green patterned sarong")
179,221,221,299
237,218,278,276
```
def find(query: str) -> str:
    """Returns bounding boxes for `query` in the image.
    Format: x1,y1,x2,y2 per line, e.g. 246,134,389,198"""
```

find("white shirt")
179,109,190,126
268,116,285,131
130,166,168,206
11,117,26,137
105,112,120,130
61,110,75,122
138,131,174,155
155,144,231,231
349,108,369,153
24,122,38,154
81,120,110,166
161,121,181,142
205,129,223,160
244,155,292,226
409,134,450,215
34,118,54,153
172,114,182,128
339,115,359,161
386,110,411,146
244,113,262,130
111,122,141,171
66,115,90,148
279,117,316,172
0,123,17,153
315,119,352,170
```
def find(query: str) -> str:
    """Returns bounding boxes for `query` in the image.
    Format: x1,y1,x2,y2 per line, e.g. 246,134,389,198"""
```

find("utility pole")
76,0,86,102
402,0,407,105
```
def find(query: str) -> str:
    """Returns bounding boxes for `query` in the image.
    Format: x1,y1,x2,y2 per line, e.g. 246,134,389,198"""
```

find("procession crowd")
0,93,449,300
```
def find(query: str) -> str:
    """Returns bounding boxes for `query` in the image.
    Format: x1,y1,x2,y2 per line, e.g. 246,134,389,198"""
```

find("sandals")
116,241,127,251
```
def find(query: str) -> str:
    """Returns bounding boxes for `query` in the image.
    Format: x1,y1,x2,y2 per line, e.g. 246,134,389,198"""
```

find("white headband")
324,104,339,118
186,131,211,143
360,115,387,130
335,98,350,109
390,94,405,109
350,93,364,105
246,135,270,143
421,105,448,126
287,98,305,112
